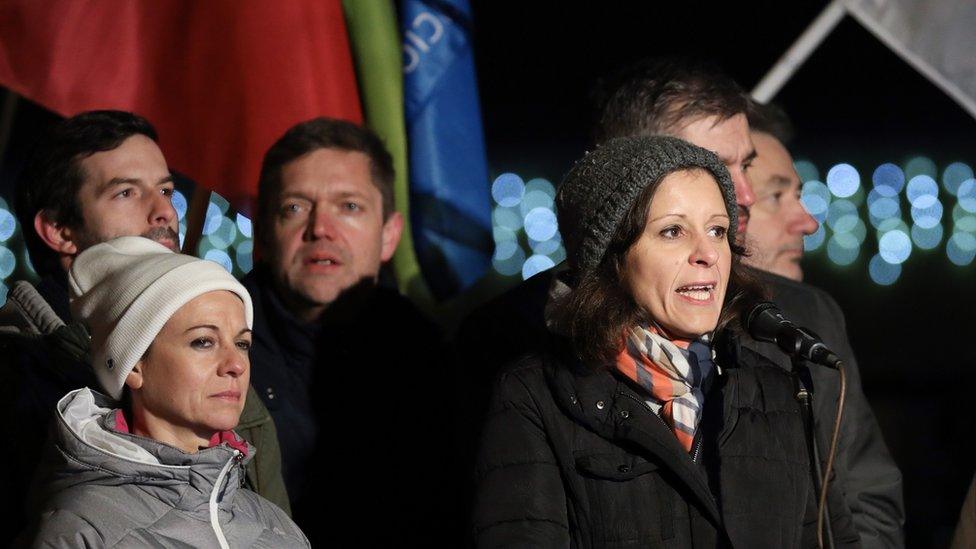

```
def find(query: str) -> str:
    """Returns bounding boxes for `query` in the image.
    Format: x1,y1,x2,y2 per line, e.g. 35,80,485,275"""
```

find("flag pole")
751,0,847,102
182,186,210,256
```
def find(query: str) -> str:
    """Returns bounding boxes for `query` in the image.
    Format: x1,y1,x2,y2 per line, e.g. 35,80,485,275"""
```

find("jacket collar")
49,388,251,514
545,342,724,528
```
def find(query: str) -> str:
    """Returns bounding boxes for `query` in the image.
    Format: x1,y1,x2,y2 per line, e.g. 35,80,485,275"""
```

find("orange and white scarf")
615,325,713,452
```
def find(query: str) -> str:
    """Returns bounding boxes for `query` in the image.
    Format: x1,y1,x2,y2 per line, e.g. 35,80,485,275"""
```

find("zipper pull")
233,450,246,488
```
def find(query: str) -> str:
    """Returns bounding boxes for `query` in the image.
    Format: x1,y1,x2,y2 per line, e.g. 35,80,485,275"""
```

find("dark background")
0,2,972,546
471,1,976,547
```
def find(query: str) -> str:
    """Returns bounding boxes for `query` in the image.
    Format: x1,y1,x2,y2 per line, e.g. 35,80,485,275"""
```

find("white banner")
843,0,976,119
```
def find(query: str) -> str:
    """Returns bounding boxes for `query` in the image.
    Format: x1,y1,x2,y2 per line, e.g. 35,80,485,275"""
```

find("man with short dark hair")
458,57,904,547
743,102,819,281
0,110,288,543
17,110,179,284
243,117,450,544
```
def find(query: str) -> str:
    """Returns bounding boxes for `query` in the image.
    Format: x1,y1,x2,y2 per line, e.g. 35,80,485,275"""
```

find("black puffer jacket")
473,335,860,548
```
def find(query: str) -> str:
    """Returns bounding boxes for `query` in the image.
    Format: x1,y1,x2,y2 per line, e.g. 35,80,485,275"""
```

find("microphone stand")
790,352,835,549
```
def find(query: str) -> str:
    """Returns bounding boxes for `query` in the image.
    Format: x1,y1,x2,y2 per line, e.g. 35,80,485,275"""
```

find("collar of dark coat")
543,337,732,529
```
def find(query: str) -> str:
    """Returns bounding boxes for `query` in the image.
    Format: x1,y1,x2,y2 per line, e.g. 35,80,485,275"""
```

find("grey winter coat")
30,388,309,548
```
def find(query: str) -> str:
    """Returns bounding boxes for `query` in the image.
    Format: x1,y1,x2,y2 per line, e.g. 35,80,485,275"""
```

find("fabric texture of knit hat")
556,135,737,274
68,236,254,400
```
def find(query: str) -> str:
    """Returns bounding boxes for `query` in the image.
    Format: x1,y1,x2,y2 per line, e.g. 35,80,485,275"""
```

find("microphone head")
744,301,789,344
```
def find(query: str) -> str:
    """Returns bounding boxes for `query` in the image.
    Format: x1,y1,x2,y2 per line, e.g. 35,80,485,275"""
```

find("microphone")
745,302,842,369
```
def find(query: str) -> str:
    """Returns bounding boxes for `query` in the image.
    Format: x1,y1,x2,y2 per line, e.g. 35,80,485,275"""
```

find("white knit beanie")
68,236,254,400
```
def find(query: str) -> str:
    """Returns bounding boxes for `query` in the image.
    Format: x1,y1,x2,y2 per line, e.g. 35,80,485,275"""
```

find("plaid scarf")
615,325,713,452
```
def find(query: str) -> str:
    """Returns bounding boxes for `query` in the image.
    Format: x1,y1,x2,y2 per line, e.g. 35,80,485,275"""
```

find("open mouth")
675,283,716,302
305,252,341,267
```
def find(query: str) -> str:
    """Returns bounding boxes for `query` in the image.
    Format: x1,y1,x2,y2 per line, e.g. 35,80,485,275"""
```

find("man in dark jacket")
0,111,288,545
246,117,452,544
458,58,904,547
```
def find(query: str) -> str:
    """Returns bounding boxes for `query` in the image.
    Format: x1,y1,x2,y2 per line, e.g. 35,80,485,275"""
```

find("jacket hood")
44,388,254,514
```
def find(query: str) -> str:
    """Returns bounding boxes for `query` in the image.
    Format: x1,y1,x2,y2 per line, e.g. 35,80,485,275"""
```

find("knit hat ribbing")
68,236,254,400
556,135,737,274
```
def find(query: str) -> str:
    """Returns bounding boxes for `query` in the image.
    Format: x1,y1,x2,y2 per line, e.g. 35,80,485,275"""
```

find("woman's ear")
125,362,144,391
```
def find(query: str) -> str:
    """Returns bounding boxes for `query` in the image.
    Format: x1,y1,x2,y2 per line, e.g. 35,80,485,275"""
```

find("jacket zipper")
619,392,705,463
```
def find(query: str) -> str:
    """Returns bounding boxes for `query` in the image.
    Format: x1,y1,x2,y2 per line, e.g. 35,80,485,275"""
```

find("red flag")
0,0,362,213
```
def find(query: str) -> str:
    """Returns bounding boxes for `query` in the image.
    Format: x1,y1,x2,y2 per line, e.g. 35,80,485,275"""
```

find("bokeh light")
202,202,223,235
491,173,525,207
492,207,524,231
492,240,526,276
906,175,939,207
519,190,555,217
911,224,943,250
525,177,556,197
206,217,238,249
869,254,901,285
848,218,868,245
530,235,562,256
827,233,859,266
878,230,912,264
872,163,905,197
847,185,867,208
236,213,253,238
794,160,820,183
0,209,16,242
905,156,937,180
0,246,14,278
910,201,943,229
958,179,976,213
954,210,976,233
172,190,188,220
211,192,230,214
522,254,556,280
493,226,518,244
826,163,860,198
867,190,900,229
943,162,973,196
523,207,558,241
204,248,233,272
876,217,910,239
947,232,976,266
804,224,826,251
236,240,254,273
826,200,858,232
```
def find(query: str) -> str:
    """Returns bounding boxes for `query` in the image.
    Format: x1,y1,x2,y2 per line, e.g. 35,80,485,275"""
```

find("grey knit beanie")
556,135,737,274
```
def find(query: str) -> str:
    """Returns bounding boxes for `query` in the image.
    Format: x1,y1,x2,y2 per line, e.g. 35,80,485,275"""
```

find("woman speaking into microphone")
472,136,859,547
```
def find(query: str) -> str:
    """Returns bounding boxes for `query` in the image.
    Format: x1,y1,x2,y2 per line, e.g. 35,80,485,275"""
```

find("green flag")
342,0,433,309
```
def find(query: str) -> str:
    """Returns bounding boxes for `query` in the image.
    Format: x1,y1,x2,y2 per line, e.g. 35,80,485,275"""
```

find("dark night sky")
471,2,976,545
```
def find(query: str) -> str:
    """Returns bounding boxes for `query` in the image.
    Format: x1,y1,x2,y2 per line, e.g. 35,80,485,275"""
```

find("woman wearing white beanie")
28,236,309,548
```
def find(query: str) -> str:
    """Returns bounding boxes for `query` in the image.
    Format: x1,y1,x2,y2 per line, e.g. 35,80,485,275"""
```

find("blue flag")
401,0,492,300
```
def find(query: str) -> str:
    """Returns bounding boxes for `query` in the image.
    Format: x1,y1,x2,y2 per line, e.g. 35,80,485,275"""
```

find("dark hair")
556,170,764,368
747,101,795,144
255,117,395,250
15,110,159,277
592,57,751,145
